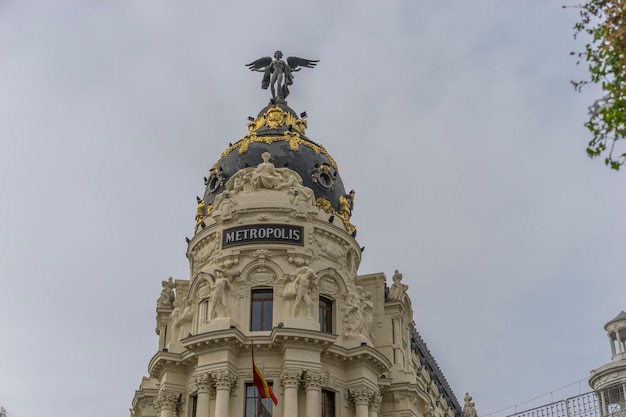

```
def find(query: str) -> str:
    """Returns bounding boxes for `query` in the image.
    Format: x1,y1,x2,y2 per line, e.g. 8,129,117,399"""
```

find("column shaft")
283,386,298,417
215,388,230,417
196,389,211,417
355,401,369,417
306,387,321,417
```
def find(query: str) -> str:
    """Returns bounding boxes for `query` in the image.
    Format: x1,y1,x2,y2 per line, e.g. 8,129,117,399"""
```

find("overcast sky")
1,1,625,417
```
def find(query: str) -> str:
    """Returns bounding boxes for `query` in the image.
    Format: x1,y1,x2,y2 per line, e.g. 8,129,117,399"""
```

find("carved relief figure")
389,269,409,301
292,267,317,318
290,185,314,215
207,268,240,320
362,291,375,341
343,286,364,338
219,194,236,221
157,277,176,308
173,297,194,339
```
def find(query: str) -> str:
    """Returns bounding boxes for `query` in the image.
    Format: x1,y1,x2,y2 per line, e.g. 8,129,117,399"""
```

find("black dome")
203,102,351,220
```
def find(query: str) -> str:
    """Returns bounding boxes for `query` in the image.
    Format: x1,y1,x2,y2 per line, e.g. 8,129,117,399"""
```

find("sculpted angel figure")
246,51,319,100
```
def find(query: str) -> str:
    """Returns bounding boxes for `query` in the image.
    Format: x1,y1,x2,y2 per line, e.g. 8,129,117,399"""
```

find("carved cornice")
213,370,237,390
148,351,197,379
182,327,247,353
323,344,392,375
154,390,181,413
280,368,303,388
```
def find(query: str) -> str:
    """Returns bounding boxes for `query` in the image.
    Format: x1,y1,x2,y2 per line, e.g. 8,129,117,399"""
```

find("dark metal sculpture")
246,51,318,101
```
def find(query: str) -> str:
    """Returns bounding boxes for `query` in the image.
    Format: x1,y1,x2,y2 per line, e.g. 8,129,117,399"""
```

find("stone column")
609,333,617,357
195,372,212,417
369,392,382,417
599,390,608,417
154,390,179,417
281,369,302,417
304,371,326,417
349,385,374,417
213,370,236,417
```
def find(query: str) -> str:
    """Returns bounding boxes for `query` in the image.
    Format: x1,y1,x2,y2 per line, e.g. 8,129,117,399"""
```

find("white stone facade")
131,119,461,417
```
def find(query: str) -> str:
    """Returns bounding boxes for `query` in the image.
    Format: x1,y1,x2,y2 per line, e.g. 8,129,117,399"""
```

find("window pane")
262,299,273,330
246,382,274,417
251,289,273,331
322,389,335,417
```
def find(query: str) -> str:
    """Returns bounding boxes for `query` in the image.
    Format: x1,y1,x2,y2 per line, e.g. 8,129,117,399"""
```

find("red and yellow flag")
252,347,278,406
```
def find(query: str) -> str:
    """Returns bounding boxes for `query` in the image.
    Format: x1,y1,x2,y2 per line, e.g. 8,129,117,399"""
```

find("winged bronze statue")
246,51,319,101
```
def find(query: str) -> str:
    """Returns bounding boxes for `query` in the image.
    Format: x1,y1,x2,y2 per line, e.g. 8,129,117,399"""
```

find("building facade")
130,94,462,417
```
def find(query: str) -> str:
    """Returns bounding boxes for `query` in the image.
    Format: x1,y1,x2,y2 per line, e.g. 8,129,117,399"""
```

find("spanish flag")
252,347,278,406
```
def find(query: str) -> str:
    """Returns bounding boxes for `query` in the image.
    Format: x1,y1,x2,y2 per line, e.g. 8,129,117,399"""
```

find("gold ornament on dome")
246,106,307,136
220,134,337,170
315,197,356,235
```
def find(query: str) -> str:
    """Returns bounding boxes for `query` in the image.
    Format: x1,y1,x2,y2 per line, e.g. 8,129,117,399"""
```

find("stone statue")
157,277,176,308
343,286,364,338
292,267,317,318
173,297,194,339
246,51,319,101
252,152,282,190
224,153,310,198
362,291,375,341
463,393,478,417
388,269,408,301
207,268,240,320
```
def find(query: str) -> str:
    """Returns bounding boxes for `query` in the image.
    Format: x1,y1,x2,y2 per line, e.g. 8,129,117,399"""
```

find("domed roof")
202,101,355,233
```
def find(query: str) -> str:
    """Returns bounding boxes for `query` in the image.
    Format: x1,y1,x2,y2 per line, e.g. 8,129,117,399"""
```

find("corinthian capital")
347,384,378,406
303,371,327,389
213,369,237,390
195,372,212,391
280,368,302,388
154,390,180,413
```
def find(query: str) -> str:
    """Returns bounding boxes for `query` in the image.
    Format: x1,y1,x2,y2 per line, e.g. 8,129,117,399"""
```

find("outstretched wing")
245,56,272,71
287,56,319,70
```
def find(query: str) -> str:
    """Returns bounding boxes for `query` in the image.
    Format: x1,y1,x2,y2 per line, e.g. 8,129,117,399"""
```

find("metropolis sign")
222,224,303,248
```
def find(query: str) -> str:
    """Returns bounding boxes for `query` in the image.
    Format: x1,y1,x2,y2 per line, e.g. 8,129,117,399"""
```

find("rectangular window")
322,389,335,417
251,289,273,331
319,296,333,334
245,383,274,417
